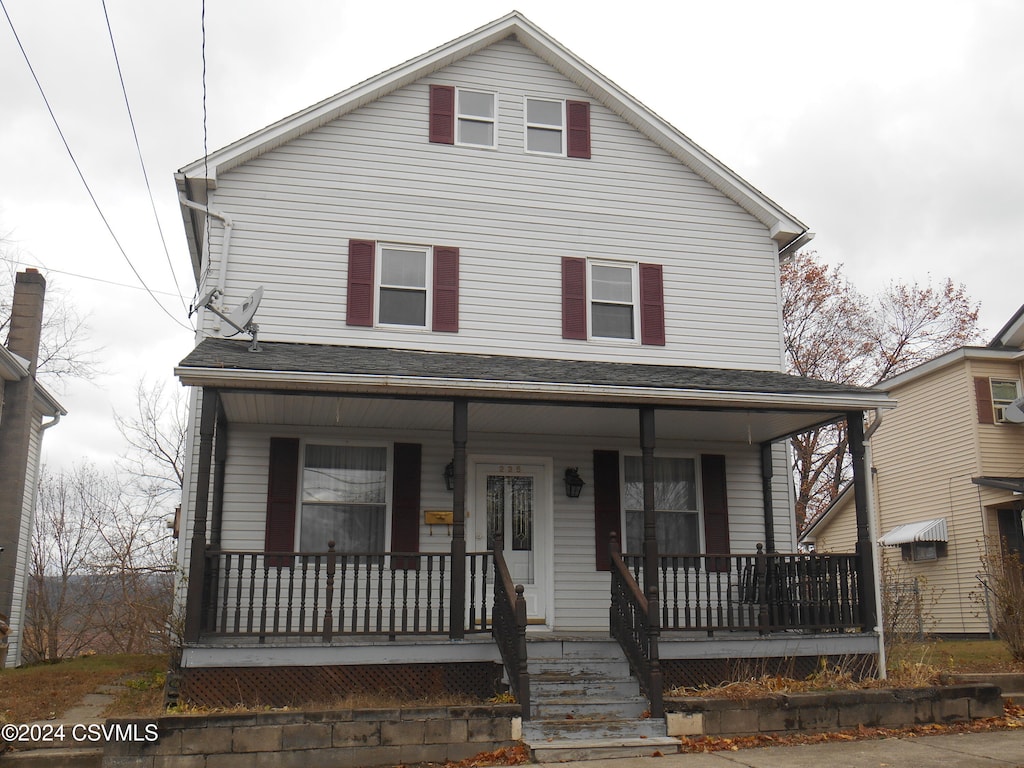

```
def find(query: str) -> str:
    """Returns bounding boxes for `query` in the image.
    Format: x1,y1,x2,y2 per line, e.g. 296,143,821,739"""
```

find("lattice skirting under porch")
661,653,878,690
180,662,505,709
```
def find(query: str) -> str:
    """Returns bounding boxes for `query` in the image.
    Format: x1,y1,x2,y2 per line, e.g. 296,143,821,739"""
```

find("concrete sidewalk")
541,730,1024,768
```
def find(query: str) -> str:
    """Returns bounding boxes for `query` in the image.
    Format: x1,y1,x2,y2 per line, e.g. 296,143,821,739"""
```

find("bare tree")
114,378,187,505
1,239,99,387
24,464,177,661
24,466,106,662
782,252,983,528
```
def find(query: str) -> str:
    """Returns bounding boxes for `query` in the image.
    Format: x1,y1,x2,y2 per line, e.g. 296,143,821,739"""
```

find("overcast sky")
2,0,1021,473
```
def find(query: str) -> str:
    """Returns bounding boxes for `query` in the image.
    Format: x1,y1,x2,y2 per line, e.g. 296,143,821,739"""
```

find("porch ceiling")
184,338,893,443
218,389,861,445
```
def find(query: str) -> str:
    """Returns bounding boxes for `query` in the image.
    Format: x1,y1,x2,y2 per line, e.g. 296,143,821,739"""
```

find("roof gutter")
778,229,814,261
173,365,894,411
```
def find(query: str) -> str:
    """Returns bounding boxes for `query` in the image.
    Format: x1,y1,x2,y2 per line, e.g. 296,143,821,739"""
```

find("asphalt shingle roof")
179,338,878,397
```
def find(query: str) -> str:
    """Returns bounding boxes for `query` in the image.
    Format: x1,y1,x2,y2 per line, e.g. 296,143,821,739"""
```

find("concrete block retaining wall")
665,684,1004,738
102,704,520,768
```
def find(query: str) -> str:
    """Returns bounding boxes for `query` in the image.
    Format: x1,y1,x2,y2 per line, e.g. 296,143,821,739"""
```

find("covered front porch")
175,339,890,712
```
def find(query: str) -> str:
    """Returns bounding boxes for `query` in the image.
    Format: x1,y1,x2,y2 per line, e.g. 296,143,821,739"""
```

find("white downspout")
179,192,234,332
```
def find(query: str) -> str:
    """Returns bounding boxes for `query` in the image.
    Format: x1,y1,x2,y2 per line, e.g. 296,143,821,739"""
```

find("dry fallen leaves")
678,700,1024,754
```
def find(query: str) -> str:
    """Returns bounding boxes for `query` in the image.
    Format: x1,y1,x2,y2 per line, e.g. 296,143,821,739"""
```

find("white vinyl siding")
7,408,44,667
213,407,783,632
199,39,784,370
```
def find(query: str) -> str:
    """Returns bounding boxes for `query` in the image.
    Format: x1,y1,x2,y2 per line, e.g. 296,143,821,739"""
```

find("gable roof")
990,303,1024,350
175,11,808,274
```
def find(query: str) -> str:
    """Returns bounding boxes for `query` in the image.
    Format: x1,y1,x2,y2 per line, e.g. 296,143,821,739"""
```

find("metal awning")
878,518,948,547
972,477,1024,494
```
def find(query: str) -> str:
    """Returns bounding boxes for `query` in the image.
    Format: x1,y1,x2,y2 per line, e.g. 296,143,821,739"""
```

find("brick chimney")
0,268,48,663
5,268,46,371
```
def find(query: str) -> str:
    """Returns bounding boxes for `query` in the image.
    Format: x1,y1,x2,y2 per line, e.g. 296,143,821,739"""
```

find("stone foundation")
102,704,519,768
666,684,1004,737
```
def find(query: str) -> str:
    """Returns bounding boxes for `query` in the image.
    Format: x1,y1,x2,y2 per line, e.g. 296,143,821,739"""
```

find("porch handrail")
608,533,664,719
623,547,862,634
491,536,530,720
201,546,462,639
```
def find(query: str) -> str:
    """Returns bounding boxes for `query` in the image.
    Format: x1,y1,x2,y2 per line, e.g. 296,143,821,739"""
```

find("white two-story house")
172,12,890,720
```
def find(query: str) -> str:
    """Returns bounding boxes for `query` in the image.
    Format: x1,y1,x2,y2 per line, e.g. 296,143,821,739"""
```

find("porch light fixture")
564,467,585,498
444,460,455,491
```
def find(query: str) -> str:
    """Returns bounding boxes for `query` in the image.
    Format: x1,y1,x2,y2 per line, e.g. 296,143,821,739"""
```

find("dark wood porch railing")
609,533,664,719
201,545,494,640
491,536,530,719
624,546,862,634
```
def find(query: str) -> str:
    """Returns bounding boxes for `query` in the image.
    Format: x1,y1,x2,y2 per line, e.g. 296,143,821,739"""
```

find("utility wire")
100,0,189,315
1,0,193,333
0,254,182,298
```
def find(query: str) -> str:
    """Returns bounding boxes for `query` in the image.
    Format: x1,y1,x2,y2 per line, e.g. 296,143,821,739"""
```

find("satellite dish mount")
200,286,264,352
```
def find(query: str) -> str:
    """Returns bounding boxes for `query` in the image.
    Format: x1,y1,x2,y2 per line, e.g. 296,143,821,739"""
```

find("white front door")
471,461,551,624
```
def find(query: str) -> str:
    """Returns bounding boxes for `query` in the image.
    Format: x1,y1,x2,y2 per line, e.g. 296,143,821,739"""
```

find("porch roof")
177,339,889,431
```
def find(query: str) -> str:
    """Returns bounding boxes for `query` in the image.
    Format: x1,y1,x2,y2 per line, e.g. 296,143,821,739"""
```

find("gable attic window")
456,89,496,147
525,98,591,158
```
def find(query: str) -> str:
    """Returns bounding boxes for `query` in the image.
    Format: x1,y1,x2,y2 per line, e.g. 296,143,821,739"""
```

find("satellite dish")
225,286,264,332
201,286,265,352
1004,396,1024,424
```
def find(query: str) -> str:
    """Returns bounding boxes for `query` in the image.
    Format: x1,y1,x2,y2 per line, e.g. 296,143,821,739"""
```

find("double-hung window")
624,455,700,554
378,245,430,327
456,89,496,147
590,261,638,341
525,97,564,155
300,445,388,554
991,379,1022,423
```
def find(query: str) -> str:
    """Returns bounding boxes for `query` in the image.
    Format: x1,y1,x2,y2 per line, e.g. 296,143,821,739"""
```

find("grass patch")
0,654,167,724
892,638,1023,673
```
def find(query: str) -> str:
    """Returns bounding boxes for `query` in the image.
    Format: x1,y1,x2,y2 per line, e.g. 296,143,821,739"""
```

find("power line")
100,0,189,315
1,0,194,333
0,254,183,298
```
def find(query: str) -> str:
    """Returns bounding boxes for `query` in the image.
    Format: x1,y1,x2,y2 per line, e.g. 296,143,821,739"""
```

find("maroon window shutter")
639,263,666,346
265,438,300,566
593,450,621,571
566,100,591,159
429,85,455,144
975,377,995,424
562,257,587,340
391,443,422,569
346,239,375,327
701,454,730,573
432,246,460,332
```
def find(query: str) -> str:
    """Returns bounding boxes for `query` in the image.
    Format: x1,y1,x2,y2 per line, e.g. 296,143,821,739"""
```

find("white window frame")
588,259,640,343
620,453,703,555
524,97,565,156
296,440,393,554
455,88,497,149
991,378,1022,423
375,243,432,329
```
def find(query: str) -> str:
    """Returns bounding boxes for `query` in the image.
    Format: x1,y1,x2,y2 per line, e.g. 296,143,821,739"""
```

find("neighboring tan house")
804,305,1024,637
0,269,65,667
171,13,891,743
